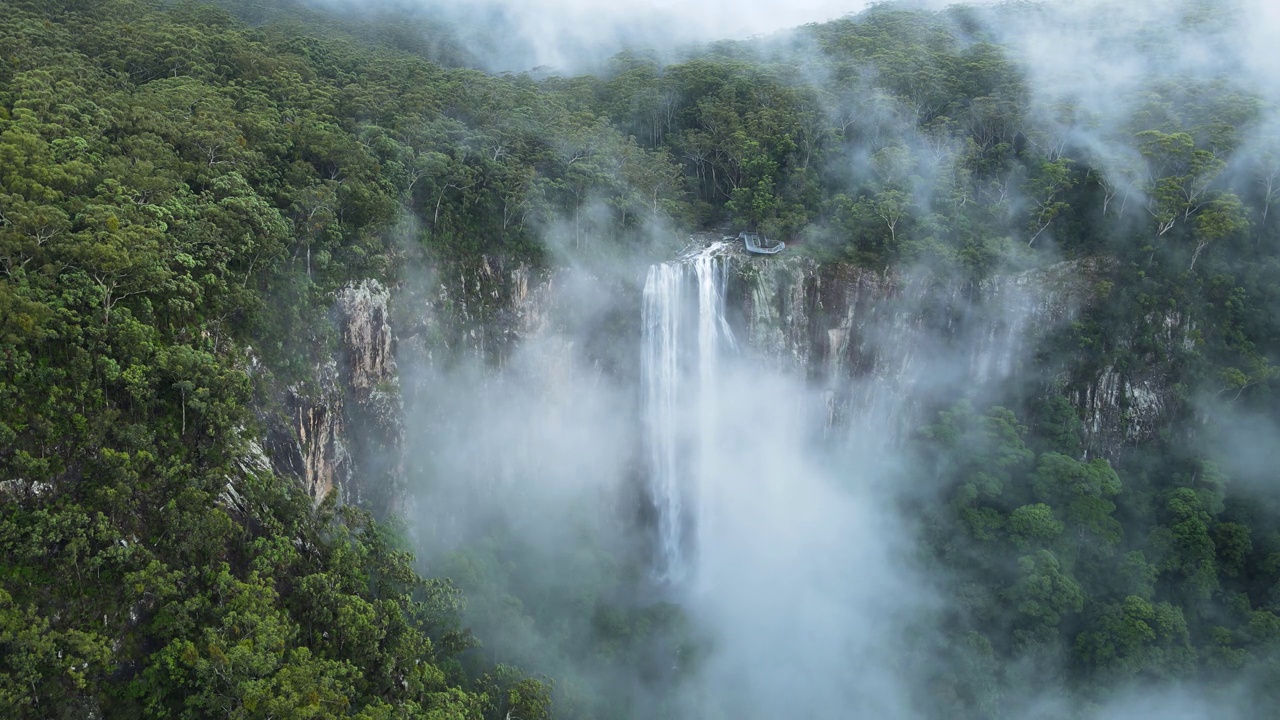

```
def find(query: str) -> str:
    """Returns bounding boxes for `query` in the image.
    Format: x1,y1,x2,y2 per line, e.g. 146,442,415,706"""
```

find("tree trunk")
1190,240,1209,271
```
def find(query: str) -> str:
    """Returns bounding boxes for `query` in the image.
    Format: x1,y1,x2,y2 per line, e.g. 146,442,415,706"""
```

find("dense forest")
2,0,1279,717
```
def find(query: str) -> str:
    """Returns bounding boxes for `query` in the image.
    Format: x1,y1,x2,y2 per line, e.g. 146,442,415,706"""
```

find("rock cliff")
723,249,1187,457
264,280,404,513
264,246,1189,510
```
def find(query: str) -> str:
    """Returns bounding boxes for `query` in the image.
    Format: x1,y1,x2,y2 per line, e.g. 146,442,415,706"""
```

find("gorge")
243,236,1187,717
3,1,1278,718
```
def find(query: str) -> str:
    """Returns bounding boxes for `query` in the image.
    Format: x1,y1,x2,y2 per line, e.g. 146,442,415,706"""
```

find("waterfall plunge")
641,246,923,719
642,243,735,583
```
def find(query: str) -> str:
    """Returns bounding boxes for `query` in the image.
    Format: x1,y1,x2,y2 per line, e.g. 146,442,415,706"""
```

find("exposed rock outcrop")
261,243,1189,512
335,280,403,510
724,249,1187,458
1069,308,1195,458
264,280,403,513
263,360,348,505
292,377,349,503
397,254,558,368
723,251,1097,436
338,280,396,399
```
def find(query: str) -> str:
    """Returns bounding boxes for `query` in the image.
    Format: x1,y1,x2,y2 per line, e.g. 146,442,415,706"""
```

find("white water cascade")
641,243,735,583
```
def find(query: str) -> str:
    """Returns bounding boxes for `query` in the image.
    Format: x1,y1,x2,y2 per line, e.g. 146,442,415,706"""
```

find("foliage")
912,397,1280,712
0,1,575,716
4,0,1280,717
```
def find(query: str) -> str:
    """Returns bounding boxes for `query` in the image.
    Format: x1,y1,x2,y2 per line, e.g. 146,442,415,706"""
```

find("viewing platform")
737,231,785,255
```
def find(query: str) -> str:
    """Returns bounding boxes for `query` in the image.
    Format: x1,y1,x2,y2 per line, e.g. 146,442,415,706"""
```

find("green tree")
1030,453,1123,548
1151,488,1220,605
1006,550,1084,647
1008,503,1065,551
1075,596,1195,681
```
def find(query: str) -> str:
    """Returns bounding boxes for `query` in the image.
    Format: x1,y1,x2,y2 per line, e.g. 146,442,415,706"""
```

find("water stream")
641,242,735,582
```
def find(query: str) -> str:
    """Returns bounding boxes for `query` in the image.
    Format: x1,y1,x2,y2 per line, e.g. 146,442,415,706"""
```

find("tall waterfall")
642,243,735,583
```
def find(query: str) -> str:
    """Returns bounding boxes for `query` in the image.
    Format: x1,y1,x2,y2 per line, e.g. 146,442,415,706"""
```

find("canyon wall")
265,246,1189,508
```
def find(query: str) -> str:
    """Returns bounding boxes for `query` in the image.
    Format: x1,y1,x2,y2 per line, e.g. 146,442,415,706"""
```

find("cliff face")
264,280,404,513
725,250,1186,458
726,253,1095,438
1069,308,1195,457
334,280,403,510
395,255,558,370
265,258,565,513
264,248,1187,510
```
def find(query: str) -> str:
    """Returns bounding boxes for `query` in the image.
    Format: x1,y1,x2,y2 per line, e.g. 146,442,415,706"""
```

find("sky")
311,0,905,71
314,0,1280,78
481,0,866,37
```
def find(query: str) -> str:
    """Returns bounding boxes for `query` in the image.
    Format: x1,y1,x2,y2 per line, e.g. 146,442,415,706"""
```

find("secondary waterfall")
642,243,735,583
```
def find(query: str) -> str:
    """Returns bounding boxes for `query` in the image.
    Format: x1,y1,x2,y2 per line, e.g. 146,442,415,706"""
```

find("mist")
389,234,1098,718
343,0,1280,717
303,0,882,72
397,251,934,718
6,0,1280,717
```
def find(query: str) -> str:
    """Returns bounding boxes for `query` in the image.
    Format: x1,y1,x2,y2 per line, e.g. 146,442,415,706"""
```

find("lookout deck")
739,231,784,255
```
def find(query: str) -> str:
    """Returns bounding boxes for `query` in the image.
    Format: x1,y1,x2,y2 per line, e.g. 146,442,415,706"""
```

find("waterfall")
642,243,734,583
642,262,685,581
